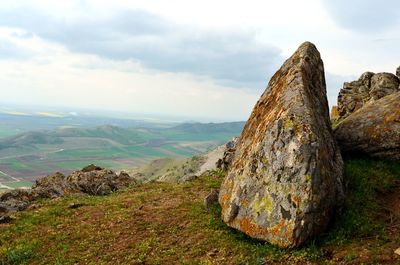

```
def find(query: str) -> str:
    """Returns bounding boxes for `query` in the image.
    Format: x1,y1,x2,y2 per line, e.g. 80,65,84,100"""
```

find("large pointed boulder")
218,42,344,248
335,91,400,161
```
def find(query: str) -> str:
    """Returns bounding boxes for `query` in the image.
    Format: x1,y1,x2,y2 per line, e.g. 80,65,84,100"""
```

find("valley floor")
0,158,400,264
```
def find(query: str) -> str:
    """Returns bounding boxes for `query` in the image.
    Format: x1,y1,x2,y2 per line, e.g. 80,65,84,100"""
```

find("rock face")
396,66,400,78
0,165,136,214
335,92,400,161
218,42,344,248
337,72,399,120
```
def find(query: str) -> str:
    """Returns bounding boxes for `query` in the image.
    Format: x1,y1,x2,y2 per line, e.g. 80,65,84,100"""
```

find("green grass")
322,158,400,243
0,240,39,265
0,158,399,264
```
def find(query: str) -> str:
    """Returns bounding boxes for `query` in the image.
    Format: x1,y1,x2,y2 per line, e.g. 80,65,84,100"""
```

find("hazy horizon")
0,0,399,121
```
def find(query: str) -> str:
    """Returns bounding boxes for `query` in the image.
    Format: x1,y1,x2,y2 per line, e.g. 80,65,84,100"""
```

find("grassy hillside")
0,111,173,139
1,158,399,264
0,123,243,186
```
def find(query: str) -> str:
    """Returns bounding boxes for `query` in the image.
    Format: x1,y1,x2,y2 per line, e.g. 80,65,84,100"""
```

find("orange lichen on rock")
218,42,344,248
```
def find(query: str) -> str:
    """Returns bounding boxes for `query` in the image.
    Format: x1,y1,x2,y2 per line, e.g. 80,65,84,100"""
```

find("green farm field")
0,122,244,187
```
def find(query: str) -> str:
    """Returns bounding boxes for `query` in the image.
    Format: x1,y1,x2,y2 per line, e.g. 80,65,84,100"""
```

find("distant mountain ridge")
171,121,245,133
0,122,245,150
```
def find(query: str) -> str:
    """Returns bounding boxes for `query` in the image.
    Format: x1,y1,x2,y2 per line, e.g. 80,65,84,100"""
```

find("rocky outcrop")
335,92,400,161
216,137,238,171
0,165,136,214
66,167,135,196
396,66,400,78
218,42,344,248
370,73,400,100
0,189,39,213
337,71,399,120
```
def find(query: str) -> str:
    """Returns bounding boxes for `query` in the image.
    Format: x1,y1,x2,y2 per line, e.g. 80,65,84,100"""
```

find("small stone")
0,215,15,224
26,203,41,210
204,189,219,210
395,248,400,256
68,203,85,209
207,248,219,257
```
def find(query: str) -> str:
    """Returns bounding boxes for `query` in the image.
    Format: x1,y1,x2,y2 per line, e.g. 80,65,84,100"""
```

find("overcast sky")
0,0,399,121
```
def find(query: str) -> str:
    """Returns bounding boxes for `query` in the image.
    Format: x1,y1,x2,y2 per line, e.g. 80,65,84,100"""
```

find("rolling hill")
0,122,244,190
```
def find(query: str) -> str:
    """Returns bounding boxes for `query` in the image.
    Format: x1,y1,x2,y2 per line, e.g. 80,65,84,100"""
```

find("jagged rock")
67,169,136,196
370,73,400,100
396,66,400,78
218,42,344,248
32,172,72,198
216,137,238,171
335,92,400,161
0,189,39,212
204,188,219,210
0,165,136,214
337,71,399,120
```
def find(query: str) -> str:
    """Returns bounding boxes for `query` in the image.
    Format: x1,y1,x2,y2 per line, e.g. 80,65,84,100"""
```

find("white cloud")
0,0,399,120
0,28,259,121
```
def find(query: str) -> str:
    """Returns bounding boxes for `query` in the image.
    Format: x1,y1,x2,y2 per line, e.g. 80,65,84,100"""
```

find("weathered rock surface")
396,66,400,78
0,189,39,213
66,167,135,195
335,92,400,161
337,71,399,120
0,165,136,214
218,42,344,248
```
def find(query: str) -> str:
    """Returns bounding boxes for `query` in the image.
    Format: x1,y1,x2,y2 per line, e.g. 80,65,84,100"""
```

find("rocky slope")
0,165,136,215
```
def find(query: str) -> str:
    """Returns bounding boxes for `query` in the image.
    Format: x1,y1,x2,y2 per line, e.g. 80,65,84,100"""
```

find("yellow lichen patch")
304,174,312,183
253,193,273,214
283,119,295,130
